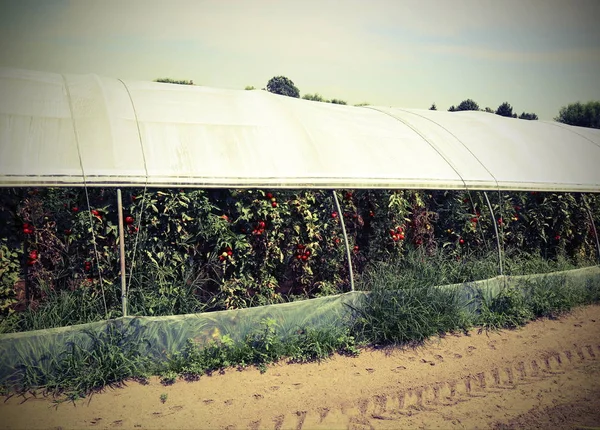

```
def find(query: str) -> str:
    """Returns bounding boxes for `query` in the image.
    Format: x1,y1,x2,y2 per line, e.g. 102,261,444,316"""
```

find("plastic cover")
1,67,600,192
1,266,599,385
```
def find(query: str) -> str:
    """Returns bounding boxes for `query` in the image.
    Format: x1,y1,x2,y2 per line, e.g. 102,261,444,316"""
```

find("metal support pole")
117,189,128,317
589,212,600,264
332,191,355,292
583,196,600,264
484,191,504,277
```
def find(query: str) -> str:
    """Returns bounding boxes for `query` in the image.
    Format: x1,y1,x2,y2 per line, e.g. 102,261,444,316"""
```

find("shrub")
347,260,469,346
475,285,534,331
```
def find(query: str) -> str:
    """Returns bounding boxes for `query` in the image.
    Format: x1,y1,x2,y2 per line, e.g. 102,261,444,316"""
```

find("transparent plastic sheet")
0,266,599,385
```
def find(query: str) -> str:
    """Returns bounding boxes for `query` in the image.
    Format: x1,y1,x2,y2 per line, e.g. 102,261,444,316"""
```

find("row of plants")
1,188,599,332
4,257,600,403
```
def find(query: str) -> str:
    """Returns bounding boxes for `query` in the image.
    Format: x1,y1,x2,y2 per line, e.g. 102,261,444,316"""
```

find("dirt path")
1,305,600,430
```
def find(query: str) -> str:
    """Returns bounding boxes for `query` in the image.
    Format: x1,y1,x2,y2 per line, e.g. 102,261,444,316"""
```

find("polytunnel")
1,66,600,191
1,67,600,386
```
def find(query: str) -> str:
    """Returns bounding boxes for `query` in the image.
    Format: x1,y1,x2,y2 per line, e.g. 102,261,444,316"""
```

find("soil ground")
1,305,600,430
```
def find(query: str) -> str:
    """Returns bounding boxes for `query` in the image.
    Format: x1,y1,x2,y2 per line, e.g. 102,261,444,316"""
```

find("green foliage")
0,188,599,333
5,250,600,401
302,94,346,105
555,101,600,129
11,320,152,402
495,102,515,118
449,99,480,112
0,237,20,315
266,76,300,98
154,78,194,85
519,112,539,120
522,276,579,318
348,259,470,345
302,93,327,102
475,286,534,331
244,85,256,90
158,318,359,380
354,102,370,107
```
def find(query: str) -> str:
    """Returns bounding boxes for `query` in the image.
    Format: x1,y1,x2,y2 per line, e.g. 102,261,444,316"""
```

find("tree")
495,102,515,118
484,107,494,113
329,99,347,105
555,101,600,129
154,78,194,85
244,85,256,90
519,112,539,120
303,93,327,102
455,99,480,111
266,76,300,98
448,105,456,112
429,103,437,111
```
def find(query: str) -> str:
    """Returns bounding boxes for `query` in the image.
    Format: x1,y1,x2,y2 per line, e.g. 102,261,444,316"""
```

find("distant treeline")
155,75,600,129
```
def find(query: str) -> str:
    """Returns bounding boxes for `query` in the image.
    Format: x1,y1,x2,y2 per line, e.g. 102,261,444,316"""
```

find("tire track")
245,342,600,430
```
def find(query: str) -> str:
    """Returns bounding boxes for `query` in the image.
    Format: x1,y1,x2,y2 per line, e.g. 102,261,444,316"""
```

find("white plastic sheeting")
1,67,599,191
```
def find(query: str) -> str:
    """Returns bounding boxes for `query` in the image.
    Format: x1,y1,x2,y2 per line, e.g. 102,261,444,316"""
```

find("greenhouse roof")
1,67,600,192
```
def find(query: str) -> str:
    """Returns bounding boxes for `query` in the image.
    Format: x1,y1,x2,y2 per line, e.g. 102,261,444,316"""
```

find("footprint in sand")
433,354,444,362
454,353,463,359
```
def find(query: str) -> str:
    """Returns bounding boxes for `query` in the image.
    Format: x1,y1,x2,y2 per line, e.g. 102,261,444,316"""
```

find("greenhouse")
1,67,599,396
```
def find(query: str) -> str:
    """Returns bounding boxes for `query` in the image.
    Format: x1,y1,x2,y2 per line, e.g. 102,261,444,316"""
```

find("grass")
0,263,209,334
2,318,360,401
10,320,152,403
474,285,534,331
158,318,360,382
348,261,470,345
1,247,593,335
1,250,599,402
0,285,114,334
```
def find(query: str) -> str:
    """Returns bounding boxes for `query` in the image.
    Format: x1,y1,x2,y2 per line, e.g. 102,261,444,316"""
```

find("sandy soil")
1,305,600,430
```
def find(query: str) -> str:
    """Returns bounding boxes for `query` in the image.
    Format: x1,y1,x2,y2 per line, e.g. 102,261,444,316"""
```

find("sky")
0,0,599,121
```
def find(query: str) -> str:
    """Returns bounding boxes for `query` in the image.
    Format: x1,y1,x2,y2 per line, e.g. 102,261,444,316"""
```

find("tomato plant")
0,186,598,318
